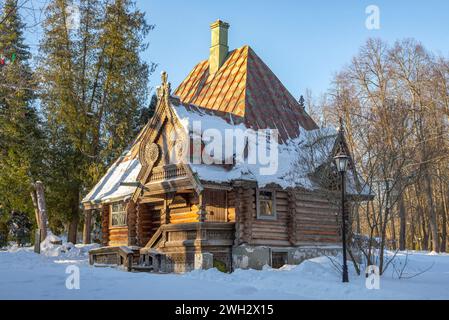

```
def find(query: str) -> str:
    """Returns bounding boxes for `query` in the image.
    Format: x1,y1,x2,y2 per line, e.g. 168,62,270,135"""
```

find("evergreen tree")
7,211,32,246
137,93,157,131
38,0,153,243
0,0,43,219
0,219,8,247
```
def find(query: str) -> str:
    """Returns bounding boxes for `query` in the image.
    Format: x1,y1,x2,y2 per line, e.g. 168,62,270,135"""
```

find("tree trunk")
30,189,41,229
68,192,80,244
438,168,448,252
421,214,429,251
82,209,92,244
442,198,448,252
35,181,48,241
391,215,397,250
68,214,79,244
399,192,407,250
424,172,439,252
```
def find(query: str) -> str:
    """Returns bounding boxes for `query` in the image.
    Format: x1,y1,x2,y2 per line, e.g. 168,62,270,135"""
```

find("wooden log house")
82,20,372,272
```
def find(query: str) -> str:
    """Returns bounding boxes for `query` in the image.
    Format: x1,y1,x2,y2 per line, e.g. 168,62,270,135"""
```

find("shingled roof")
174,45,318,143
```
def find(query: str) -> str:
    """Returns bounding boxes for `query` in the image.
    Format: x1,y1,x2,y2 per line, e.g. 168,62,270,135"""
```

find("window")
110,202,127,227
271,251,288,269
257,189,276,219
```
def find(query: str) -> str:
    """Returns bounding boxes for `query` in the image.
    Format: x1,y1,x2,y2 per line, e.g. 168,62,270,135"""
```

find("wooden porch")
86,164,236,272
88,221,235,273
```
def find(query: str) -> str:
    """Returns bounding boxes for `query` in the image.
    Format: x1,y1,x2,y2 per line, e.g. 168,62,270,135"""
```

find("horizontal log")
251,219,288,226
170,206,194,214
275,191,289,197
297,236,339,243
252,225,288,233
109,241,128,246
171,217,198,224
299,230,339,236
252,235,289,242
250,239,291,246
295,208,337,216
109,232,128,237
275,198,290,206
298,227,339,234
170,217,198,222
296,221,337,228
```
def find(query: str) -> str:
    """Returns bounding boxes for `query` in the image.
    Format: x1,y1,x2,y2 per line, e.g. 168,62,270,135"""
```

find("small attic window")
256,189,276,220
110,202,127,227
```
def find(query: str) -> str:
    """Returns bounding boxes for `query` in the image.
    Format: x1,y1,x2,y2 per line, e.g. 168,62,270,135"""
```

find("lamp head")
334,152,349,173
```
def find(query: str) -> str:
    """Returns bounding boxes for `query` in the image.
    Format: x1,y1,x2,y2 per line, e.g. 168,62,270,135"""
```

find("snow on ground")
1,244,448,300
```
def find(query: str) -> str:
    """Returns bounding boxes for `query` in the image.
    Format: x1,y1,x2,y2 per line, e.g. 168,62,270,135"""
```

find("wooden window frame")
256,188,277,220
109,201,127,228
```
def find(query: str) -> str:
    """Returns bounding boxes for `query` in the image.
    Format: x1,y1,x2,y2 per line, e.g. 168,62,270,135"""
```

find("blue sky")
21,0,449,99
141,0,449,98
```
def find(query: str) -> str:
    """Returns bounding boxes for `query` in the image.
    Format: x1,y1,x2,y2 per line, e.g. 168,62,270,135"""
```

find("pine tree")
0,0,43,219
137,93,157,132
38,0,153,243
95,0,153,163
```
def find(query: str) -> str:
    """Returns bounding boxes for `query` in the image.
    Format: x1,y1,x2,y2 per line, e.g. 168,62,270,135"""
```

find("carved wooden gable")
131,72,202,202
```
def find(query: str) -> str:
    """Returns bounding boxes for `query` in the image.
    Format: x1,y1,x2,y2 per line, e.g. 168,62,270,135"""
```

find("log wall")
136,203,157,247
250,190,290,246
294,191,340,245
108,227,128,247
236,188,341,247
169,194,199,224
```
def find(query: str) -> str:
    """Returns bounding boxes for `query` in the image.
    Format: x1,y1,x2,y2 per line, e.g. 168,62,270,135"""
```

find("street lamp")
334,151,349,283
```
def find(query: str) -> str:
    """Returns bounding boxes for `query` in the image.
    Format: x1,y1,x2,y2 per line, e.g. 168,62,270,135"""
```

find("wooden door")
205,189,227,222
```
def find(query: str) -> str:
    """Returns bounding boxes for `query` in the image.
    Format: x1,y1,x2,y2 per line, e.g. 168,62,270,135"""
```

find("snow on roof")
82,99,370,205
173,102,372,196
82,148,141,204
172,102,336,190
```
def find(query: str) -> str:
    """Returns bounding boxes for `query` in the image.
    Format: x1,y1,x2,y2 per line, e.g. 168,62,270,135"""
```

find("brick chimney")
209,20,229,74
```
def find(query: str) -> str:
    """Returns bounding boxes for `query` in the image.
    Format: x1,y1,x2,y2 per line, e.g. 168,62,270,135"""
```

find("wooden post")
35,181,48,241
83,209,92,244
127,201,137,246
101,205,109,247
136,202,142,247
198,191,207,223
162,192,175,225
161,197,169,225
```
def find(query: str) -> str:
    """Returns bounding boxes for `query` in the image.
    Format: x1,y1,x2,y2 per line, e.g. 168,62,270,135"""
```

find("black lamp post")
334,152,349,283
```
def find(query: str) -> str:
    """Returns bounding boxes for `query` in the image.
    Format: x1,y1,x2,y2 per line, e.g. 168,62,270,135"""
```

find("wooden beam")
202,183,232,191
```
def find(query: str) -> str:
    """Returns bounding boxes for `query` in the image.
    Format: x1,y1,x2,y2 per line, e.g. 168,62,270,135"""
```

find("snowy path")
1,246,448,300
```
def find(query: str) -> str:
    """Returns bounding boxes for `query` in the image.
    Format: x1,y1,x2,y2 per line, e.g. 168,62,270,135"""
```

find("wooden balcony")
148,164,186,183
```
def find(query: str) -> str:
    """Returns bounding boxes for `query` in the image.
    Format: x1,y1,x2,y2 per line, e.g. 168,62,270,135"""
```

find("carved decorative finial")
298,95,305,109
157,71,171,103
161,71,168,84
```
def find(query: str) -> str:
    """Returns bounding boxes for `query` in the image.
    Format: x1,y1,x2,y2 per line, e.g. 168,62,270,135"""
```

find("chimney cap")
210,19,229,29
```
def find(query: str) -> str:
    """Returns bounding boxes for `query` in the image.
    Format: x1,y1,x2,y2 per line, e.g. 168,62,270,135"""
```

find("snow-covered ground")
1,243,448,300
